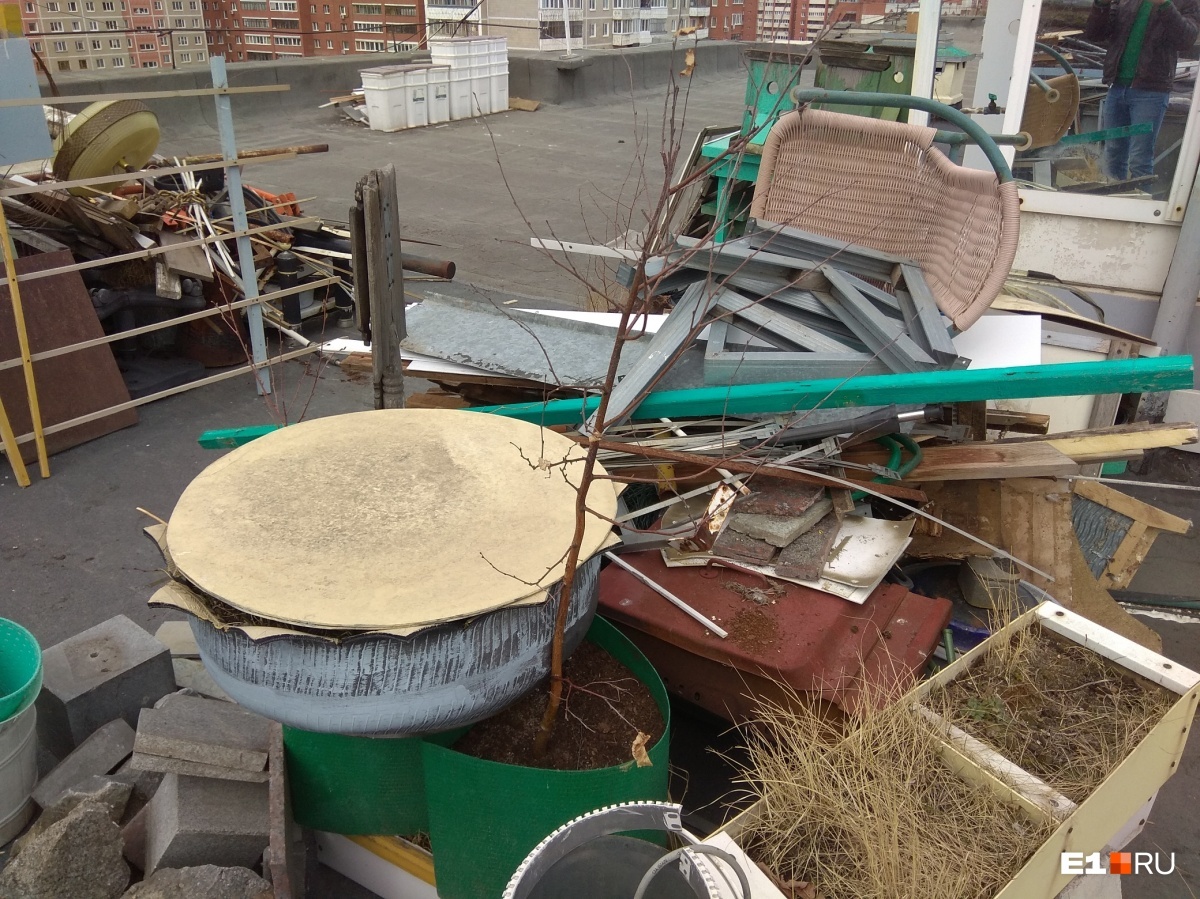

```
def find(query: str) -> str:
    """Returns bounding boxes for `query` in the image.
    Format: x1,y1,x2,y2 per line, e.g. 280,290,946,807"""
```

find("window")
53,39,66,49
109,37,120,45
709,15,714,25
91,38,101,46
74,38,83,46
312,36,319,45
309,3,314,9
601,20,608,33
355,37,383,49
159,32,167,42
25,22,38,32
274,33,300,42
341,38,347,48
587,21,594,34
173,16,183,23
383,3,414,12
196,50,204,58
96,56,105,65
351,2,379,11
140,39,154,47
322,3,328,9
193,33,202,42
326,37,332,45
46,1,59,10
49,20,64,30
242,17,267,25
539,18,582,37
29,40,41,50
338,4,344,13
23,1,32,9
730,11,740,23
270,16,299,26
354,20,381,30
113,55,125,64
71,20,80,29
88,18,98,26
106,18,119,26
179,50,190,58
268,0,296,8
142,58,158,65
78,57,88,67
189,0,197,7
67,1,77,9
244,32,270,41
324,21,330,28
57,60,70,70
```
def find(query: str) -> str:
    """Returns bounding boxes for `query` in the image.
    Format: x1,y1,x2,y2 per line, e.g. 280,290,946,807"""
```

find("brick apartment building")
20,0,207,72
705,0,753,42
757,0,888,42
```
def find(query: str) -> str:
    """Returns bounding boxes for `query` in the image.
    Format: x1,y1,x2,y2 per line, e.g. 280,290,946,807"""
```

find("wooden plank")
1080,338,1137,477
1071,479,1192,534
159,229,215,281
474,356,1195,427
0,251,136,462
362,164,405,410
1044,425,1196,463
1104,520,1152,590
844,440,1079,481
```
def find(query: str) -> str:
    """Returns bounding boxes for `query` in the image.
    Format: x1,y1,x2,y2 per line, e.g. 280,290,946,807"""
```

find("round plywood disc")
166,409,616,631
52,100,160,196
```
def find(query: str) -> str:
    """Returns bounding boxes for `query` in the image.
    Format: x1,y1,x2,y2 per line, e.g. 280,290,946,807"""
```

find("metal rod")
182,144,329,164
0,205,50,478
0,84,290,109
0,278,337,372
211,55,270,396
0,153,294,198
603,551,730,639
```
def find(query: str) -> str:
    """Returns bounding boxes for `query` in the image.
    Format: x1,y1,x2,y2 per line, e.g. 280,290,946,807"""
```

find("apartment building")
705,0,752,41
20,0,207,72
756,0,884,42
201,0,425,61
481,0,710,51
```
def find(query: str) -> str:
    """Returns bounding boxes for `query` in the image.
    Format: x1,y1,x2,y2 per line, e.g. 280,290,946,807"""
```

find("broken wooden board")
905,478,1161,651
1071,478,1192,590
0,250,137,462
843,440,1079,481
159,228,215,281
508,97,540,112
1000,421,1198,463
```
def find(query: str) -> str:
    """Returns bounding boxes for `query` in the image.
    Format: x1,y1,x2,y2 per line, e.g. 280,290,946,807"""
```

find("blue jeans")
1101,86,1170,181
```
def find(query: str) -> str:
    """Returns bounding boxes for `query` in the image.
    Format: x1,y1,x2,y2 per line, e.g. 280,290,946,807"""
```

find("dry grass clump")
928,621,1174,804
737,691,1056,899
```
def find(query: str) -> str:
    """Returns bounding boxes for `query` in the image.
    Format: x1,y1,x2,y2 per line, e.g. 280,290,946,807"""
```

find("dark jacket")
1084,0,1200,92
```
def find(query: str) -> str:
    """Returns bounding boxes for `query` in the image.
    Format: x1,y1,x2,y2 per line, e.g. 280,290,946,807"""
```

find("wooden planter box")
715,601,1200,899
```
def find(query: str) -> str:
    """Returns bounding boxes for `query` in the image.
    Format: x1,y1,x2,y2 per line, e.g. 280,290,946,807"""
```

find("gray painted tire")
187,555,601,735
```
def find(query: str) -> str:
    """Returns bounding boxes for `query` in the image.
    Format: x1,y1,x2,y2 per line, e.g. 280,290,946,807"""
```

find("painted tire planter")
423,616,672,899
187,555,601,735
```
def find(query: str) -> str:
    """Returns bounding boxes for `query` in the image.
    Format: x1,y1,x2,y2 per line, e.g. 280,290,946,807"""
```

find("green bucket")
423,616,672,899
0,619,42,722
283,726,464,836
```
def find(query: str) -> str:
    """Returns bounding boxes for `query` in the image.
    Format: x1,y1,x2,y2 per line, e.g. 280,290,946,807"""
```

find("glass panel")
1010,0,1200,199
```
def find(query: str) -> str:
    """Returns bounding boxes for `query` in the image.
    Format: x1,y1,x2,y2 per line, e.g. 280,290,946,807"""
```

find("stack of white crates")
429,37,508,120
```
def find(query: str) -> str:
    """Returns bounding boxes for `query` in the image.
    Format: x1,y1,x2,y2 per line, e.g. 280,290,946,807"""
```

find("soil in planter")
452,640,665,771
931,624,1176,803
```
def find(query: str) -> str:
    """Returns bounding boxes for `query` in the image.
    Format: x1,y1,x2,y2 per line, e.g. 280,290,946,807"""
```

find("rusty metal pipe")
401,254,456,280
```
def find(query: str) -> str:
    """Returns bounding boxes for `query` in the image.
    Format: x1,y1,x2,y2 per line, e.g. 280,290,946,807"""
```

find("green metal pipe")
934,130,1031,150
1028,72,1060,104
472,356,1195,427
789,88,1015,182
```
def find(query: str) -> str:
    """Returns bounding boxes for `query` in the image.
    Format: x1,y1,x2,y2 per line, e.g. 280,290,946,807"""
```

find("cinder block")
31,719,135,809
134,695,271,772
144,774,269,874
36,615,176,757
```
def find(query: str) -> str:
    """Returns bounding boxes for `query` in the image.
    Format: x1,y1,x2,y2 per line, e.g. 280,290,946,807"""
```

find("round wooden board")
166,409,616,630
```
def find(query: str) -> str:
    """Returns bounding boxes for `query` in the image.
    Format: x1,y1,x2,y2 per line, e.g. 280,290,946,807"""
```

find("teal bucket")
0,618,42,844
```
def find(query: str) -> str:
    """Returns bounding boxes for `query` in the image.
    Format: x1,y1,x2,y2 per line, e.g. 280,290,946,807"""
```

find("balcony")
686,3,707,13
611,28,650,45
538,4,583,18
425,2,479,18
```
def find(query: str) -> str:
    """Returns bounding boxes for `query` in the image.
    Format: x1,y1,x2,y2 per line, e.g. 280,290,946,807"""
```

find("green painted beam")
198,424,282,449
471,356,1194,427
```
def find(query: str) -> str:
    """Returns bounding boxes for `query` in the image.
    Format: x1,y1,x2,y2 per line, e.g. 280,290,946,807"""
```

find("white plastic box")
426,65,451,124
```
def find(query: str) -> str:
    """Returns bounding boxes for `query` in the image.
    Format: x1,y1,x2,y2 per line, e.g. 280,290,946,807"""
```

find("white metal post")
210,55,272,395
907,0,943,128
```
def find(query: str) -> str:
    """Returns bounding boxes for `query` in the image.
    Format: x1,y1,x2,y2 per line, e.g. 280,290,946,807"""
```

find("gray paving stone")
728,498,834,548
143,774,269,874
31,719,135,809
122,865,272,899
775,511,842,582
134,695,270,772
0,800,129,899
35,616,175,758
128,752,270,783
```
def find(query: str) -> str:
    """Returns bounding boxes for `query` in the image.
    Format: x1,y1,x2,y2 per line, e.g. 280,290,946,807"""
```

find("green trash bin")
423,616,672,899
0,618,42,845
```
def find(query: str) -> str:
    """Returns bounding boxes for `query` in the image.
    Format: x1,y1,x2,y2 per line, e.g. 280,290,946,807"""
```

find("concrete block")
36,615,175,757
144,774,269,874
32,719,135,809
129,752,271,783
171,659,231,701
122,804,148,871
134,694,271,771
728,498,834,548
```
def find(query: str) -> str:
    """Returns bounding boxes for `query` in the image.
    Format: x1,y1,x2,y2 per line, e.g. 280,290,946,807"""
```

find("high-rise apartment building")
201,0,425,62
756,0,886,41
704,0,753,41
482,0,710,51
20,0,207,72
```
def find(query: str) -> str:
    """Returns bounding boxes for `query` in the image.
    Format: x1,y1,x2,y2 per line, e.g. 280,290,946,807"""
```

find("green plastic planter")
0,618,41,721
423,616,672,899
283,726,464,836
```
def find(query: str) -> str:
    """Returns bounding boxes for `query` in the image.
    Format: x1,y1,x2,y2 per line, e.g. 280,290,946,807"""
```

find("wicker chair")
749,99,1020,332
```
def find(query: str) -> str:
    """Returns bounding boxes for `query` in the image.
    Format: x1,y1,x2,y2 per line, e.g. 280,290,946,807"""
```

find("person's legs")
1125,88,1171,179
1102,85,1133,180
